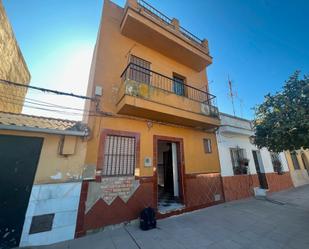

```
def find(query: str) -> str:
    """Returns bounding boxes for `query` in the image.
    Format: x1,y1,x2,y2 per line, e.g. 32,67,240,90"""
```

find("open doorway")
157,140,184,213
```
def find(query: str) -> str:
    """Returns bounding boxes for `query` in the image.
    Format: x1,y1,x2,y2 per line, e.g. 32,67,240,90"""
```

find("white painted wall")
217,113,289,177
20,182,81,247
217,131,258,176
259,148,289,173
279,152,290,172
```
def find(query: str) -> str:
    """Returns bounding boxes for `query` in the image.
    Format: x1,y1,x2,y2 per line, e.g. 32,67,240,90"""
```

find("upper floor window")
290,151,300,170
130,55,151,84
102,134,136,176
203,138,212,153
230,147,249,175
173,73,186,96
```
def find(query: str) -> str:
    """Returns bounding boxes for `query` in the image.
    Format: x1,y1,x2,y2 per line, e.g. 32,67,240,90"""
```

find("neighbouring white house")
217,113,294,201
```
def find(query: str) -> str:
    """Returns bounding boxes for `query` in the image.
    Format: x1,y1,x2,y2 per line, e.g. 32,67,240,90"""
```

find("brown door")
252,150,268,189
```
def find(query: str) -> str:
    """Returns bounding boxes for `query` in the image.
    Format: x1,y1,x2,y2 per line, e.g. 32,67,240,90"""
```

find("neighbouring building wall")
258,148,293,192
285,149,309,187
0,130,87,246
218,134,258,177
0,1,30,113
20,182,81,246
217,128,259,201
0,130,87,184
217,114,293,201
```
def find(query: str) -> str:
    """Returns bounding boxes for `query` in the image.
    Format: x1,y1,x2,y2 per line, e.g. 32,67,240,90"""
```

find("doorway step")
158,186,184,213
253,187,268,197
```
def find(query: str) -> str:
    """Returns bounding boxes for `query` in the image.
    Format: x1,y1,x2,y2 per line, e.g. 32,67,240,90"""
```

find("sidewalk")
25,185,309,249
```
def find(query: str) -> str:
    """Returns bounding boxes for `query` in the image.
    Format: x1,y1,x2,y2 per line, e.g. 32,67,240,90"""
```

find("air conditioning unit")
201,103,210,115
210,106,219,117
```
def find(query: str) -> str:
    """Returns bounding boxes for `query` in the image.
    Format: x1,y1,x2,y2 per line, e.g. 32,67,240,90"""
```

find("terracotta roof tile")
0,111,88,134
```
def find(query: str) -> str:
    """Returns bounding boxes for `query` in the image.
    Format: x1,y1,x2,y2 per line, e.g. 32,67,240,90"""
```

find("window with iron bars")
270,152,282,173
130,55,151,84
230,147,249,175
102,135,136,176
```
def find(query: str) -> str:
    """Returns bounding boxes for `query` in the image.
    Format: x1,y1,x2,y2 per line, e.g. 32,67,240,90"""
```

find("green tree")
253,71,309,152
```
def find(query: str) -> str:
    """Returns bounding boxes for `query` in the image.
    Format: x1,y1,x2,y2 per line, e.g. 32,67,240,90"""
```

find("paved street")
26,185,309,249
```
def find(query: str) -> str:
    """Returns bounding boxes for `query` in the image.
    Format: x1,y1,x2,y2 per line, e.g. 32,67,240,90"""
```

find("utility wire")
2,98,86,116
0,92,90,113
0,95,96,117
0,78,96,101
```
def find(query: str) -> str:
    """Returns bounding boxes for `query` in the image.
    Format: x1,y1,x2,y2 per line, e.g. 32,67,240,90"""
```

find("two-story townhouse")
217,113,294,201
76,0,223,236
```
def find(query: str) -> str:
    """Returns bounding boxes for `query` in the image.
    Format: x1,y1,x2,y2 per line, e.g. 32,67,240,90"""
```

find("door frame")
153,135,186,210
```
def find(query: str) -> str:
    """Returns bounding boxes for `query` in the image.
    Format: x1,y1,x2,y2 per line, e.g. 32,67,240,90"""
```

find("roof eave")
0,124,88,137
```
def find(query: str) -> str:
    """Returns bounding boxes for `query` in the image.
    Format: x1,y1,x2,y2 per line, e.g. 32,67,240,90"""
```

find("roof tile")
0,111,88,134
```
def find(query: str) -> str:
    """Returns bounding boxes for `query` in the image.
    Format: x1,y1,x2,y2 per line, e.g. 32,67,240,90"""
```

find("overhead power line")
0,94,96,117
0,92,90,112
0,78,96,101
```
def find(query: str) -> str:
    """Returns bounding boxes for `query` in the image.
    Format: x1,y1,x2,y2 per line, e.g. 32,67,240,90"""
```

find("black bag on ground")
140,207,156,230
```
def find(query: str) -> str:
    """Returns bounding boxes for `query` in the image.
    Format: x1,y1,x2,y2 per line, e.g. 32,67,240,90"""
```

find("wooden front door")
0,135,43,248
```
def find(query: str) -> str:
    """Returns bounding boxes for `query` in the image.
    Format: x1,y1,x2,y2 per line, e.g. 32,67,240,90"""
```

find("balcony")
116,63,220,129
120,0,212,72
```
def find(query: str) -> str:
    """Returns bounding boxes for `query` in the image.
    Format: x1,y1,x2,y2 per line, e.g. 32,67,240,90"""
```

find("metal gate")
0,135,43,248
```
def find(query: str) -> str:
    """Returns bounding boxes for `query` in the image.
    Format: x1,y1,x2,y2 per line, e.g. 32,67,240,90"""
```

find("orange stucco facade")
84,0,220,174
77,0,223,235
86,116,220,176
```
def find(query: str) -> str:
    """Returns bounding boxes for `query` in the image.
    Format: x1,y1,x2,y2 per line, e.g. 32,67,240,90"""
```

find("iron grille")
121,62,217,106
102,135,136,176
137,0,203,46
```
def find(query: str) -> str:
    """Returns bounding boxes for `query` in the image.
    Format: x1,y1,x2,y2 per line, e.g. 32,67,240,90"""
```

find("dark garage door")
0,135,43,249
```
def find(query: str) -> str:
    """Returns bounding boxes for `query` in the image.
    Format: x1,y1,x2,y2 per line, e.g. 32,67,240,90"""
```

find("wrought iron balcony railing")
121,63,218,109
136,0,204,47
